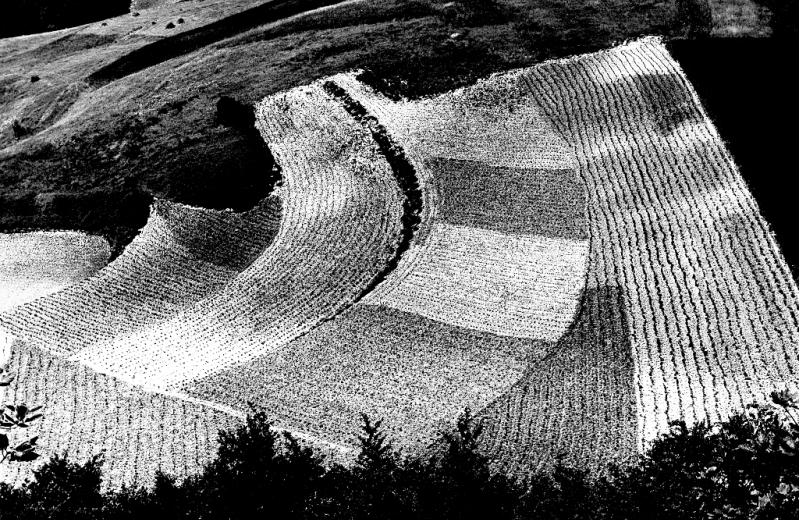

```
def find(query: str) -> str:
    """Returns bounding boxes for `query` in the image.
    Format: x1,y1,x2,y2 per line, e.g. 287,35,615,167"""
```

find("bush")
0,392,796,519
439,0,506,27
216,96,255,129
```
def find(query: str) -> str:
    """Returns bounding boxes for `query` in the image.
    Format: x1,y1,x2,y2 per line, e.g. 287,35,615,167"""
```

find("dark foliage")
358,37,506,101
216,96,255,130
11,121,29,140
0,391,795,519
0,0,130,38
438,0,507,27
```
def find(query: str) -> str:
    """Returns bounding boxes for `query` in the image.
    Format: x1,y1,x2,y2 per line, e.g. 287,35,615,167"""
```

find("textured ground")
0,35,795,487
0,232,109,312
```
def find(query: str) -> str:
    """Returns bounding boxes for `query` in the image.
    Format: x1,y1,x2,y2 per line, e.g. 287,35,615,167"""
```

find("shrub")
216,96,255,129
439,0,506,27
0,393,795,519
11,120,29,140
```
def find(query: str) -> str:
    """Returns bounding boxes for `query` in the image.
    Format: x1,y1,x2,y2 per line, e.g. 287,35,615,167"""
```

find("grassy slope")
0,0,774,257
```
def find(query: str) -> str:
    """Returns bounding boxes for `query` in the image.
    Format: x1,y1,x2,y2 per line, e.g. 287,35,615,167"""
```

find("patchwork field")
0,36,795,486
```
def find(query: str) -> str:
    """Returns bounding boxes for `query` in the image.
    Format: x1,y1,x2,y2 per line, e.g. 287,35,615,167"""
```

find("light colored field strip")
366,221,587,340
184,303,545,454
65,83,403,390
0,232,109,312
331,71,588,341
0,199,280,357
492,37,798,465
0,337,240,488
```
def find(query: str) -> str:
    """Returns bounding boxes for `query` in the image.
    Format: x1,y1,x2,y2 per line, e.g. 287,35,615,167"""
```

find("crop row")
0,336,237,488
182,72,591,458
0,231,110,313
330,71,589,341
62,83,404,390
0,198,279,358
479,37,798,471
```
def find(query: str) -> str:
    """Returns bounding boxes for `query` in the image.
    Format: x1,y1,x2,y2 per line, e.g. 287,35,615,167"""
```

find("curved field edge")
1,0,790,265
320,80,423,301
0,195,281,362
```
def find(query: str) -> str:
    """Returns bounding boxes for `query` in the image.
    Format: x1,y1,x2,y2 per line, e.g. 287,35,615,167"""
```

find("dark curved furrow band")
322,80,422,301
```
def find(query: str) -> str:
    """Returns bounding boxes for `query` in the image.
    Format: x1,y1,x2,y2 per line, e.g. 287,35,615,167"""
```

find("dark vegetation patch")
0,0,129,38
752,0,798,39
0,95,280,257
669,37,798,278
512,0,675,58
321,81,422,299
216,0,437,48
356,36,509,101
0,392,796,519
0,185,151,259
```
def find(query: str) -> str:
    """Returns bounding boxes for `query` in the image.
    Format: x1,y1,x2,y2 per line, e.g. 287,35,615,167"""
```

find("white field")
181,70,589,452
0,232,109,312
65,84,404,390
480,37,798,473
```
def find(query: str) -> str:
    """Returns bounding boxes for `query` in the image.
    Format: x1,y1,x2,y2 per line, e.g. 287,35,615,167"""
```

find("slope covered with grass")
0,0,782,257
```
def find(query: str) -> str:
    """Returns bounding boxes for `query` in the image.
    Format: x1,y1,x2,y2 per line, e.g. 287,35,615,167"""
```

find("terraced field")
0,232,109,312
481,37,798,472
0,36,795,486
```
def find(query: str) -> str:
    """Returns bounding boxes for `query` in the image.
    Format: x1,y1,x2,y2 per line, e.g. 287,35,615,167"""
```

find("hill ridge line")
86,0,348,86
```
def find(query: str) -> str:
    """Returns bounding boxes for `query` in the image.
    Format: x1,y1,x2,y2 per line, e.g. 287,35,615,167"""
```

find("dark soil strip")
321,80,422,301
87,0,347,86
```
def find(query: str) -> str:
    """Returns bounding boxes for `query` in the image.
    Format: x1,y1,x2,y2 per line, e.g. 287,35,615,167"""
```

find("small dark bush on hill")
439,0,507,27
0,390,795,519
216,96,255,130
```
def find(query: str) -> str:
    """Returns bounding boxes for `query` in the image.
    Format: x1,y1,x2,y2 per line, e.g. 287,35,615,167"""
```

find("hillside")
0,0,793,262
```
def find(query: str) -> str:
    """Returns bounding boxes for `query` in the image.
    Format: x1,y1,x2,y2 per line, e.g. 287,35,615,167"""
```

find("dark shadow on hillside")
87,0,347,87
0,97,280,259
668,37,798,279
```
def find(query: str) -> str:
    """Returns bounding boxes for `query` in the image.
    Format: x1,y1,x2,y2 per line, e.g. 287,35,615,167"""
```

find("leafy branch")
0,363,43,464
